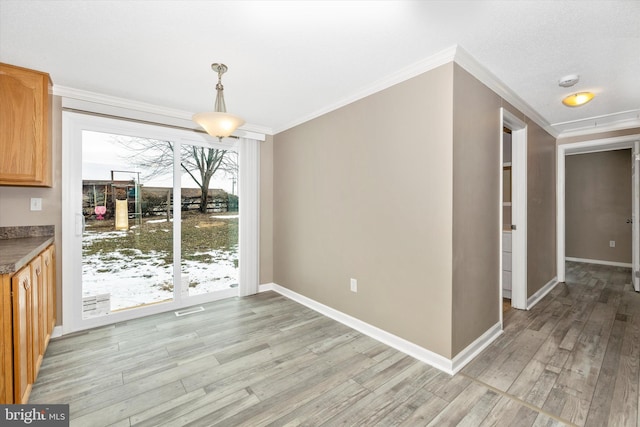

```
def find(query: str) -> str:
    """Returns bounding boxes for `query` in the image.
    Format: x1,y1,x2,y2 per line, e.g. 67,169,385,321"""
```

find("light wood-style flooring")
30,261,640,426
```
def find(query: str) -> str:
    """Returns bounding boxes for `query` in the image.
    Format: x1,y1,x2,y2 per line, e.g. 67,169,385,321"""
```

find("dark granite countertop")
0,226,55,275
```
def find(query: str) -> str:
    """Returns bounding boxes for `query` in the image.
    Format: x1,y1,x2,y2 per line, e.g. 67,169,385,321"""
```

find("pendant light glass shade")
193,112,245,138
193,63,245,139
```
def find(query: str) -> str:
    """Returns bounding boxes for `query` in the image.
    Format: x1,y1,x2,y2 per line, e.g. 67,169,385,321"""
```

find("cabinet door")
46,245,56,334
12,267,32,404
0,275,13,403
41,247,52,345
30,256,43,376
0,63,52,187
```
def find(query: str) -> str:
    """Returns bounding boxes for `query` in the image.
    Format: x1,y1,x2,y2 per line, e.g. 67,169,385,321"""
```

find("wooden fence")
82,182,237,220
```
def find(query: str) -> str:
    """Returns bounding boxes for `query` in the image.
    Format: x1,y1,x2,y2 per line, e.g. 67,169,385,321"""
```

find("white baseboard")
451,322,503,374
503,289,512,299
268,283,502,375
565,257,632,268
258,282,275,292
527,276,558,309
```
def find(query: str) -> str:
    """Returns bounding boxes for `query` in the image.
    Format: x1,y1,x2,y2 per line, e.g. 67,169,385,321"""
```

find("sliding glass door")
81,131,176,317
63,112,248,332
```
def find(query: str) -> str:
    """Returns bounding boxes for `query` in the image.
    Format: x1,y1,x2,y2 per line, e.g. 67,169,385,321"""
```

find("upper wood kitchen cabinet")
0,63,52,187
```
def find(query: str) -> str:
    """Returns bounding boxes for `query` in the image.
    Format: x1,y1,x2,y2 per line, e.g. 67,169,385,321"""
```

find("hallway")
463,261,639,426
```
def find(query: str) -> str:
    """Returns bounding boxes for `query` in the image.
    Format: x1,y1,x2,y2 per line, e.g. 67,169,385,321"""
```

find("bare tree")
113,137,236,213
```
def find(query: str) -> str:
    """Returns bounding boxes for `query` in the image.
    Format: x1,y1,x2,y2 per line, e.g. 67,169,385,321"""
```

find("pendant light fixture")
193,63,245,140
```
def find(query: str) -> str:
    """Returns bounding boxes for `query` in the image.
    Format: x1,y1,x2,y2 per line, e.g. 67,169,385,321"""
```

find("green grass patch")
83,211,238,263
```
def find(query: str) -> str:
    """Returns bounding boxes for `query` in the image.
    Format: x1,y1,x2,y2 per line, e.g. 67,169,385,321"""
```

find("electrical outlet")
350,278,357,293
30,198,42,211
610,240,616,248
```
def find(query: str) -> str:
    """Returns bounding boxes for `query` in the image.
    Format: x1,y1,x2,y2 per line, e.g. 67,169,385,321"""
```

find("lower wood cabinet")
41,246,55,349
0,244,55,403
10,266,31,404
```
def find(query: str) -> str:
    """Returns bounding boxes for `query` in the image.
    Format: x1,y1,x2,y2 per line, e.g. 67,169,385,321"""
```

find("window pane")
180,144,239,297
81,131,174,317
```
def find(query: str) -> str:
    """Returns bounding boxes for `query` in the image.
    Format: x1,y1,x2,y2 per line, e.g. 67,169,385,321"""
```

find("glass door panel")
180,144,239,297
81,131,174,318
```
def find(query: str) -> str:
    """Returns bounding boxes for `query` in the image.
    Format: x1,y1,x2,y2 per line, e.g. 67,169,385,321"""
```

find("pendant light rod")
213,63,228,113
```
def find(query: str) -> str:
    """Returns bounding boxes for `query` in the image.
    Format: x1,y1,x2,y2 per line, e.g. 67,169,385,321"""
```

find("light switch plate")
30,198,42,211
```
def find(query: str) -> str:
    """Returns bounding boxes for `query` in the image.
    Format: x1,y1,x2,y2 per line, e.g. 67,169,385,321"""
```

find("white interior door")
633,141,639,292
501,108,527,310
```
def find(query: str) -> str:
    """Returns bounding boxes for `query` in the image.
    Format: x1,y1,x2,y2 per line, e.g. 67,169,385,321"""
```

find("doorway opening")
557,136,640,292
502,126,512,312
565,149,632,268
500,108,528,328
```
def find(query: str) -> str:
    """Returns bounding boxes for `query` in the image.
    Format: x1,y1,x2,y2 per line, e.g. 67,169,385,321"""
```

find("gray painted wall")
526,118,557,297
274,63,455,357
273,61,557,359
451,64,501,355
566,150,632,263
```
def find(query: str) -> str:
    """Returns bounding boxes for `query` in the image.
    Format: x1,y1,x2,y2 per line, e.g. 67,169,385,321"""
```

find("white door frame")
500,108,528,316
634,141,640,292
62,111,260,333
556,134,640,285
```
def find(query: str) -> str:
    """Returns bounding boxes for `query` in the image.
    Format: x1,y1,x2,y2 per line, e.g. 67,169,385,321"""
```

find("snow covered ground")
82,229,238,313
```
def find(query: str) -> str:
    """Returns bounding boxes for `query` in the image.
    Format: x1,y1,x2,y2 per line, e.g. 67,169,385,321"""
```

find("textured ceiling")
1,0,638,136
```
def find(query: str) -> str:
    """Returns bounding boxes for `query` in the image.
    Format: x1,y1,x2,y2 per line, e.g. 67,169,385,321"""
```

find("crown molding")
274,45,560,138
452,46,558,138
553,109,640,139
278,52,638,138
54,58,635,141
53,85,192,119
52,85,273,136
273,45,458,134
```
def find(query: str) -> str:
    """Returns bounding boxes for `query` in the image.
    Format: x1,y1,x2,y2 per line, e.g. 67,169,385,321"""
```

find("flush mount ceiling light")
193,63,245,140
562,91,595,107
